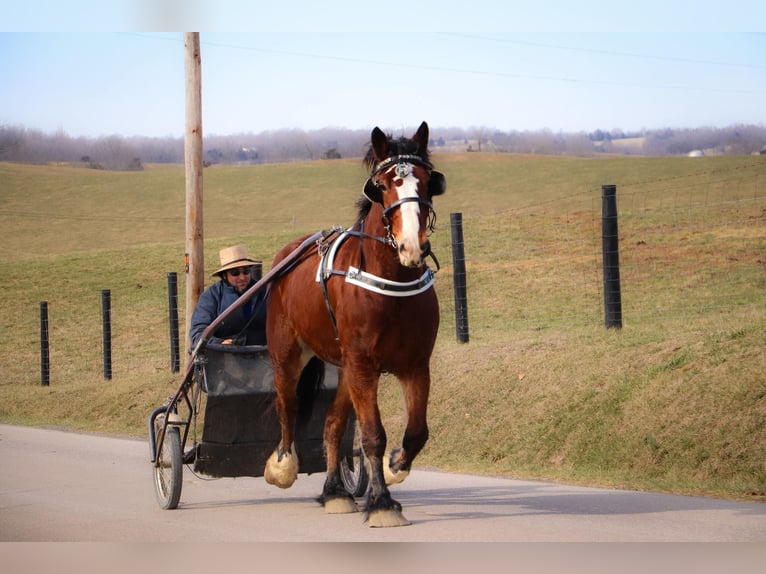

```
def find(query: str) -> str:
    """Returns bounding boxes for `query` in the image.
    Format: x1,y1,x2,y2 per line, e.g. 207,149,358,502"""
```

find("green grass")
1,154,764,501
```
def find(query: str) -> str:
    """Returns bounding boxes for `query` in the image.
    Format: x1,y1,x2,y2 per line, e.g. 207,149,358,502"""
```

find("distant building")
688,150,705,157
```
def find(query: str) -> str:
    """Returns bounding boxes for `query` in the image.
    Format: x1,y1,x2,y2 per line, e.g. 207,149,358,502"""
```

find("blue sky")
1,2,764,138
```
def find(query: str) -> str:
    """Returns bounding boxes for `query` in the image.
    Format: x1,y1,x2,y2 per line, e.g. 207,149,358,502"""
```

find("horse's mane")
357,131,432,225
355,195,373,226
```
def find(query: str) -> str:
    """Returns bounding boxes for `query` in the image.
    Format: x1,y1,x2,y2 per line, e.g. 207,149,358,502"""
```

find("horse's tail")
296,356,325,425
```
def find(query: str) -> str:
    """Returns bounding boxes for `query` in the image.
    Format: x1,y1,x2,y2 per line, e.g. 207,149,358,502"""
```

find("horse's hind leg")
318,368,358,514
385,368,431,486
264,351,303,489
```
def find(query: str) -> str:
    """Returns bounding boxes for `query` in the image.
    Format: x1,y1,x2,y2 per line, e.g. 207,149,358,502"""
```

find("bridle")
368,154,438,243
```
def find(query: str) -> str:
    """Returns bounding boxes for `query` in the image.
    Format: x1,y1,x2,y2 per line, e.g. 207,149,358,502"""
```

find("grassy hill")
1,154,764,501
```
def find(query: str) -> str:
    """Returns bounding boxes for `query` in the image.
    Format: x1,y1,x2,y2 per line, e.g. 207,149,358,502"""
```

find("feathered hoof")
368,508,411,528
264,444,298,489
323,497,359,514
383,463,410,486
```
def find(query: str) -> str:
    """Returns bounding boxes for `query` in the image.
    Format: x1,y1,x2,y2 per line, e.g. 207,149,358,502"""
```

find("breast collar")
315,228,435,297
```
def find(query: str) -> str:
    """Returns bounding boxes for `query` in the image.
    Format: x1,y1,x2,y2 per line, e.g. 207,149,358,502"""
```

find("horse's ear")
428,170,446,197
371,126,389,160
363,178,383,203
413,121,429,151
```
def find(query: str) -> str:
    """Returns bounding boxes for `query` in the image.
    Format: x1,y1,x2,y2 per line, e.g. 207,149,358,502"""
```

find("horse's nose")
398,239,430,267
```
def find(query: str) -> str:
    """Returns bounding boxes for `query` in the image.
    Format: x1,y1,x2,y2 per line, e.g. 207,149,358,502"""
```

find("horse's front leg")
385,368,431,486
346,369,410,527
264,359,301,489
318,367,358,514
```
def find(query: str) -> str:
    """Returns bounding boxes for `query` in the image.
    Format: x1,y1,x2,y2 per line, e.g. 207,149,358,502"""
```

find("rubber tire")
153,416,183,510
339,421,369,497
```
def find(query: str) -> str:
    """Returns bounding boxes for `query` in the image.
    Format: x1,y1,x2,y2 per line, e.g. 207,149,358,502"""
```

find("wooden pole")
184,32,204,354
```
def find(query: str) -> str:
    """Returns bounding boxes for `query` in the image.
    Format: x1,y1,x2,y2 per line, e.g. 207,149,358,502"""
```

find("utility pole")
184,32,204,353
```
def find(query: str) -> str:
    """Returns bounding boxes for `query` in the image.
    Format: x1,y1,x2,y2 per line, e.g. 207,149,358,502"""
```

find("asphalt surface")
2,422,766,543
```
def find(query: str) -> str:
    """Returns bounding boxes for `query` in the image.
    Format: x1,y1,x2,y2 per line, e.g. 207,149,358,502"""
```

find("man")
189,245,267,347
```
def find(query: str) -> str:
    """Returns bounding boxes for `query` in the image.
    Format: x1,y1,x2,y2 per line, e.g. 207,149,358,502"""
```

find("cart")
148,231,368,510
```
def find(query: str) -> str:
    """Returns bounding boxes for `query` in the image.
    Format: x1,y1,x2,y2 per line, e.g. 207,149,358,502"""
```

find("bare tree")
2,123,764,166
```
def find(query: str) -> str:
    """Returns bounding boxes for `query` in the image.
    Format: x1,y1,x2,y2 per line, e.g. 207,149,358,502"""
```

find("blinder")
362,177,383,204
428,170,446,197
361,154,445,239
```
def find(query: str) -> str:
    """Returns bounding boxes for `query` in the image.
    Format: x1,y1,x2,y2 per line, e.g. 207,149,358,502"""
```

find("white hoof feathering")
368,509,411,528
323,497,359,514
383,462,410,486
264,444,298,489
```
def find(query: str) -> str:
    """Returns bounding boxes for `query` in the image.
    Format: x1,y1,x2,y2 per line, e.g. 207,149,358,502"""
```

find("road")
2,423,766,543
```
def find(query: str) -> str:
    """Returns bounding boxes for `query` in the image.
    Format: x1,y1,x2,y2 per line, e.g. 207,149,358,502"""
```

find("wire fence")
17,163,766,384
437,164,766,335
616,166,765,322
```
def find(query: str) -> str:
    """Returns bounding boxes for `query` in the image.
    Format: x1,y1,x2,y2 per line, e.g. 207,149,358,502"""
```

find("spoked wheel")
339,420,369,497
153,413,183,510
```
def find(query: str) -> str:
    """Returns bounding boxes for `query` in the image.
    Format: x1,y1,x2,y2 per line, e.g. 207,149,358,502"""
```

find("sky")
1,1,765,139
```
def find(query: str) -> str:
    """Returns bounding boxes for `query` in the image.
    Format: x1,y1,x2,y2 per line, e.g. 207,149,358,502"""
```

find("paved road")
2,423,766,542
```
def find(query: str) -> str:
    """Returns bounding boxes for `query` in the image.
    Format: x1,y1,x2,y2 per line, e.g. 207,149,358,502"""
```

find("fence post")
101,289,112,380
167,272,180,373
450,212,470,343
40,301,50,386
601,184,623,329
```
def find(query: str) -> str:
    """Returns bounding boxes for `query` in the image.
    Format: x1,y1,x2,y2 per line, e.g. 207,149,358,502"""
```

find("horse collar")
315,229,436,297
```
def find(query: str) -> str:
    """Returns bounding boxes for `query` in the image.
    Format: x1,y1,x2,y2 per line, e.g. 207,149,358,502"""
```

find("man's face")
225,266,252,294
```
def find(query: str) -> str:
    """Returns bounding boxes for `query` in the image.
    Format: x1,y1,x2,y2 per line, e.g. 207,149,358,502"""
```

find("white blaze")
392,170,422,266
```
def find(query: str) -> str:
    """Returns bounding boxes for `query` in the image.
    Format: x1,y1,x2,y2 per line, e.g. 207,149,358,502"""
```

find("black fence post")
101,289,112,380
450,212,470,343
40,301,50,387
167,272,180,373
602,184,623,329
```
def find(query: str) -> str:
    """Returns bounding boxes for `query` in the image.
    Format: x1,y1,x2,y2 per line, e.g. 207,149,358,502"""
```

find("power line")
123,33,765,96
444,32,766,71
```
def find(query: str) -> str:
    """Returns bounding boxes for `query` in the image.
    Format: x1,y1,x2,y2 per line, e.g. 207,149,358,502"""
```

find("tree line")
1,123,764,170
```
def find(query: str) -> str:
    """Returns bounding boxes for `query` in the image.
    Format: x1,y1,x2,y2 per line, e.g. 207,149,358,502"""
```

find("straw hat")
212,245,259,277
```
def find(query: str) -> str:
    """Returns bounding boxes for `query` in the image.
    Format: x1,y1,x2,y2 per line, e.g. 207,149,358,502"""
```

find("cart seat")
194,344,352,478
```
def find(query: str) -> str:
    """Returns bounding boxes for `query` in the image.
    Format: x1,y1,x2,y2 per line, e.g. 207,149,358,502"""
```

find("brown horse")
264,121,445,527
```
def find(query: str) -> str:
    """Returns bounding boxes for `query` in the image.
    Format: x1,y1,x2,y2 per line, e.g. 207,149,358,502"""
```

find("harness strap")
315,227,438,343
371,154,431,177
382,196,434,219
345,266,435,297
318,264,341,342
316,229,345,342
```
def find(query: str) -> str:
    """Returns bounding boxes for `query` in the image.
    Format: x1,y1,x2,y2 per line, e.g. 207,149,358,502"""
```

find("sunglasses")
227,266,252,277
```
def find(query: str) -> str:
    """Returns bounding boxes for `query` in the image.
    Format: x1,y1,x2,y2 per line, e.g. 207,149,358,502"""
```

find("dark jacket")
189,279,267,347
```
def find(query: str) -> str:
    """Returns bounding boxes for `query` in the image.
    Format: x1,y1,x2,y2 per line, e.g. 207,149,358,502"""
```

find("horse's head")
362,121,446,268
